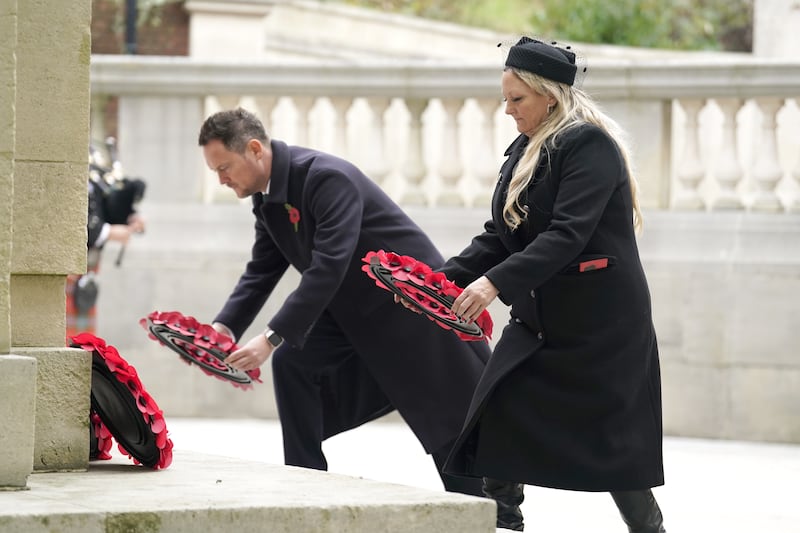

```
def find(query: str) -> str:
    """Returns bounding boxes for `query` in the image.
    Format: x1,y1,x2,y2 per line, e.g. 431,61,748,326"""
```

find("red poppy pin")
285,203,300,232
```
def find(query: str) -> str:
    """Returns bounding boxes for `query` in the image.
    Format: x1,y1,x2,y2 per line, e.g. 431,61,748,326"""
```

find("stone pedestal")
0,355,37,490
13,348,92,472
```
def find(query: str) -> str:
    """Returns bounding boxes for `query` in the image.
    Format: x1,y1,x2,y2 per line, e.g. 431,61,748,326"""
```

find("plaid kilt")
66,262,100,344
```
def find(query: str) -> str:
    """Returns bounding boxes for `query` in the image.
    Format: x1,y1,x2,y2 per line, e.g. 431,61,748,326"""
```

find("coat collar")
504,133,529,157
260,139,291,205
494,134,531,253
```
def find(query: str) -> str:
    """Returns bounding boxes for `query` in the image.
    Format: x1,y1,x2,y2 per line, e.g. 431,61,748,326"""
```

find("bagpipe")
89,137,146,266
72,138,148,313
89,137,147,227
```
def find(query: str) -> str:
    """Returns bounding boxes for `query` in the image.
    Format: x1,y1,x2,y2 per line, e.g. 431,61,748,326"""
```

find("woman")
441,37,666,532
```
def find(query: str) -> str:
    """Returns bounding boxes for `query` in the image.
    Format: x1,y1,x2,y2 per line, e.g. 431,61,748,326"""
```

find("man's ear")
247,139,263,159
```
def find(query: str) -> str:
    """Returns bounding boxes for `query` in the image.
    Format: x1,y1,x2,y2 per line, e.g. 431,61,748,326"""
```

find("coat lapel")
254,141,309,267
493,135,530,253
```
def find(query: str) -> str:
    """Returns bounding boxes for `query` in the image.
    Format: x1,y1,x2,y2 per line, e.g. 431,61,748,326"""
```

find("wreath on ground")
71,332,173,469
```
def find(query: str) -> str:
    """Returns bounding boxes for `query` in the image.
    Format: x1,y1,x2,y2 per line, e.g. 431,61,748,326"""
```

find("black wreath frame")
145,320,255,386
368,257,486,340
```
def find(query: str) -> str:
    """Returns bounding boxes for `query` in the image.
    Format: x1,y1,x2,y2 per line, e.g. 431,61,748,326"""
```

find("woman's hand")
451,276,498,323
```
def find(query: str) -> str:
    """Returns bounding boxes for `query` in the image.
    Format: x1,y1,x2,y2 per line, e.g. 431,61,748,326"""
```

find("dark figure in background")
439,38,667,532
198,108,491,498
66,142,145,342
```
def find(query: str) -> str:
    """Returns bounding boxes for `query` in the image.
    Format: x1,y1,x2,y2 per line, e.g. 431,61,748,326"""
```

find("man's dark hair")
198,107,269,153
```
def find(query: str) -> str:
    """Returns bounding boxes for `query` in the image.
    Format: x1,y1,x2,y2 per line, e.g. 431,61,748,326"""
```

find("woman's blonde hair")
502,68,643,234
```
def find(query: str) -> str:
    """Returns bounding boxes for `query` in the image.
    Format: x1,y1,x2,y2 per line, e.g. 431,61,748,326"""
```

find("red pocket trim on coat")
579,258,609,272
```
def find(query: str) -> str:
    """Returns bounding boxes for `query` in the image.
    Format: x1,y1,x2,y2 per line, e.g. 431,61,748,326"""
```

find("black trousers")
271,312,483,497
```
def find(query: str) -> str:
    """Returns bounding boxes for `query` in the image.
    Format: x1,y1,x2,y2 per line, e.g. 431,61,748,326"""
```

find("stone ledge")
0,450,496,533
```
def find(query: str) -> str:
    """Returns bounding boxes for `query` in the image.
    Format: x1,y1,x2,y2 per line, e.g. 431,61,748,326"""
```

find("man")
199,108,490,497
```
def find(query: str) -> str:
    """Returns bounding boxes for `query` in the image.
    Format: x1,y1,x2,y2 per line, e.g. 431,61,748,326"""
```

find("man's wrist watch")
263,328,283,348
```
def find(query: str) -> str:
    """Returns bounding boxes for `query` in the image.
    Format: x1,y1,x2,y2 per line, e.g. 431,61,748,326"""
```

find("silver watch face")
267,332,282,347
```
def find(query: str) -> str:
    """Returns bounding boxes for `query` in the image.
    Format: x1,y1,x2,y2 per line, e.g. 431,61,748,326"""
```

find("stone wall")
753,0,800,58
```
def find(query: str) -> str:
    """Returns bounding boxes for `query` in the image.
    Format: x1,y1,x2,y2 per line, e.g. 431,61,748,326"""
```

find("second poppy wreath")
361,250,493,342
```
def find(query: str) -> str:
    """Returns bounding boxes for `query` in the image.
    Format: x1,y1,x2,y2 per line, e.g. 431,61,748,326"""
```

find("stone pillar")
0,0,37,492
1,0,17,356
11,0,93,471
0,355,37,489
753,0,800,58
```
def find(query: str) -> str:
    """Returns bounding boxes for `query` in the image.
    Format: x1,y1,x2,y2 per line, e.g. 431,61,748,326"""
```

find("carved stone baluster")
750,97,784,211
437,98,465,206
292,96,315,147
203,95,244,203
329,96,353,159
362,97,391,187
711,98,745,209
673,98,706,210
473,98,500,207
400,98,429,205
791,123,800,212
252,96,278,135
215,95,241,111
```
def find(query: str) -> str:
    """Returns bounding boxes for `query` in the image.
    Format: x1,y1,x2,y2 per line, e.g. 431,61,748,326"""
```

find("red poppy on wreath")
361,250,493,342
140,310,263,390
70,332,173,469
89,411,113,461
285,203,300,231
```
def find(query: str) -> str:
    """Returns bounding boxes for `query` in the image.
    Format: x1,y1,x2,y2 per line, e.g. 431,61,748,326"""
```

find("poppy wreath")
71,332,173,469
361,250,493,342
140,310,263,390
89,411,113,461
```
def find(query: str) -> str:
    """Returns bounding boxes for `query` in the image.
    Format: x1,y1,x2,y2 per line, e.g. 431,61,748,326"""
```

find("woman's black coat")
441,124,664,491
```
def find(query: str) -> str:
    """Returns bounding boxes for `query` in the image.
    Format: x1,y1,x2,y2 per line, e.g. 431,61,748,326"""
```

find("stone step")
0,450,495,533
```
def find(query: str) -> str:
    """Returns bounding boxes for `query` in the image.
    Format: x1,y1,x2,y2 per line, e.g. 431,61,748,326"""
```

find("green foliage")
338,0,752,51
528,0,752,51
340,0,543,32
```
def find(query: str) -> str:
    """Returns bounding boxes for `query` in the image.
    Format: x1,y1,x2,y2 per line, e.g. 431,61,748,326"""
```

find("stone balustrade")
91,54,800,212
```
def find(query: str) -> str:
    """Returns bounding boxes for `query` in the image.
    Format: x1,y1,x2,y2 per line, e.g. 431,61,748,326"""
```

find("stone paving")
4,414,799,532
167,416,800,533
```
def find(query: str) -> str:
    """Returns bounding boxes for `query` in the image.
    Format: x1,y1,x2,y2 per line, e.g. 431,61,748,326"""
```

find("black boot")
482,477,524,531
610,489,666,533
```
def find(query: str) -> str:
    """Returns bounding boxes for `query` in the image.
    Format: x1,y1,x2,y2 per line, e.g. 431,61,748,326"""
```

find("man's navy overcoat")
215,140,489,453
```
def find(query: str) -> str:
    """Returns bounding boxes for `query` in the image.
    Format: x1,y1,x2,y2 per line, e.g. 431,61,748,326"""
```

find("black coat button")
530,290,536,299
537,332,543,340
514,318,522,324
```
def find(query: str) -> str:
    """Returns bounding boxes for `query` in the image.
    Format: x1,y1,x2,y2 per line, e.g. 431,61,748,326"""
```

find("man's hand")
393,293,421,313
126,213,146,234
212,322,236,341
225,333,274,372
450,275,499,323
